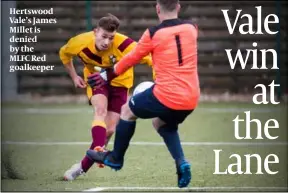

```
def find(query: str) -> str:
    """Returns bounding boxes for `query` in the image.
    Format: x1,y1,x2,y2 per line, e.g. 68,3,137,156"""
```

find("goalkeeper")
86,0,199,188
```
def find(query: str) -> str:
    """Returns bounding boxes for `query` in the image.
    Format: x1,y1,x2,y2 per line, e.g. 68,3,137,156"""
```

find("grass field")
1,102,287,191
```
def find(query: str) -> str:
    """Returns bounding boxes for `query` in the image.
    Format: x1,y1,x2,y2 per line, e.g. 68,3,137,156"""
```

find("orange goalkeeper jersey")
114,19,200,110
59,31,153,89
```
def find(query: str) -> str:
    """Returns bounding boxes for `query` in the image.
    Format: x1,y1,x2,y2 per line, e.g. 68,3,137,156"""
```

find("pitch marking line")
2,141,288,146
2,107,283,114
83,186,288,192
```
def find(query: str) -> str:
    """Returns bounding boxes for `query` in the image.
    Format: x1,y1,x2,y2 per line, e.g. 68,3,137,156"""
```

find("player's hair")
157,0,179,12
97,13,120,32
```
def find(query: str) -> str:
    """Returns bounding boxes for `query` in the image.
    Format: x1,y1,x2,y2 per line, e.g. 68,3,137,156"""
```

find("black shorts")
129,86,193,125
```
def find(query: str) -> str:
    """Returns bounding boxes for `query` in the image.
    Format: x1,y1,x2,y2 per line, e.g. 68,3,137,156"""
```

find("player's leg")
64,85,108,180
86,86,161,169
104,111,119,147
153,110,193,188
110,100,138,162
86,99,137,170
152,118,187,166
104,86,129,148
81,87,109,167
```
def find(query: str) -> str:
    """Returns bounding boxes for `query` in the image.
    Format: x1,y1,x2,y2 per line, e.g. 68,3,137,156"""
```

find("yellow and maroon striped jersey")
59,31,153,89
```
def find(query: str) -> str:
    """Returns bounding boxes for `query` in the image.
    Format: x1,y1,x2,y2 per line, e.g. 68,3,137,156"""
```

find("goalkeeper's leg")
154,120,191,188
152,109,193,188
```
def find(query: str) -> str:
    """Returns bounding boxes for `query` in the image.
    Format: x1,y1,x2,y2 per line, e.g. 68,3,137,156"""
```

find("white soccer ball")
133,81,154,96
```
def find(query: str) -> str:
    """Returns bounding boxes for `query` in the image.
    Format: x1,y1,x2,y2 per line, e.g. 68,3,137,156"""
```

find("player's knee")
152,118,166,130
152,119,159,130
90,94,108,120
120,103,137,121
93,106,107,120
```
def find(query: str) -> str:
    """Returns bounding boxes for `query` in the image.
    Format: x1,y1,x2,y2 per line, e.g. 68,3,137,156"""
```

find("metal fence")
8,1,287,97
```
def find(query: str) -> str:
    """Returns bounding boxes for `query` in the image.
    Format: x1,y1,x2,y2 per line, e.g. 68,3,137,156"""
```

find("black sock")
157,125,186,166
112,119,136,161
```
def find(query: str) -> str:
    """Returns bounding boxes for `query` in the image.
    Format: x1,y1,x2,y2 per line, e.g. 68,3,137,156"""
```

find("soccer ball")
133,81,154,96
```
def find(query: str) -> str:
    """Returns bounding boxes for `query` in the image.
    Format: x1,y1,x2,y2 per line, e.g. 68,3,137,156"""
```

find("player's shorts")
87,84,128,114
129,86,193,125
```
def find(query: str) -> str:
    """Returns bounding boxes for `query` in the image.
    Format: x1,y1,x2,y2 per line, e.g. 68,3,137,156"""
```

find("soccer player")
59,13,153,181
86,0,199,188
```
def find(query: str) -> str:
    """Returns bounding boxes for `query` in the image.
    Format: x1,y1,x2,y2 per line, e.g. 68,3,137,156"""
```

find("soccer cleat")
63,163,84,181
86,150,123,171
94,146,105,168
176,162,192,188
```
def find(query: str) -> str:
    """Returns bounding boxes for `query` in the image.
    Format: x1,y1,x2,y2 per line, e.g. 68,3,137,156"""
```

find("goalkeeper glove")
87,68,117,89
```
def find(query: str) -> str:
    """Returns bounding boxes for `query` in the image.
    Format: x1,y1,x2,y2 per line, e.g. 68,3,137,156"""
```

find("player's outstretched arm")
114,29,153,76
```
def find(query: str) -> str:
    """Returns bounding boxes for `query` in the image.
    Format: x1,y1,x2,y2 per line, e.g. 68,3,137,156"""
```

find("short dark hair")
97,13,120,32
157,0,179,12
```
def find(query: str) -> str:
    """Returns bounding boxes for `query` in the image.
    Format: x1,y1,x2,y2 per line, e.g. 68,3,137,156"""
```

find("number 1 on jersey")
175,35,183,66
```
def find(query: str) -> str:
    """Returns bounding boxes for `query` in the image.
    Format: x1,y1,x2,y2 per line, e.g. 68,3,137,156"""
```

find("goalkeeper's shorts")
129,85,193,125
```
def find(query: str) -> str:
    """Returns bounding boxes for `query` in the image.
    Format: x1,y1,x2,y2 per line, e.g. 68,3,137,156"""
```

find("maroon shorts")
90,84,128,114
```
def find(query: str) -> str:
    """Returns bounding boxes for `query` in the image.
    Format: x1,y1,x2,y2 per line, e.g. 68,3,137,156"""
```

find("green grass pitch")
1,102,287,191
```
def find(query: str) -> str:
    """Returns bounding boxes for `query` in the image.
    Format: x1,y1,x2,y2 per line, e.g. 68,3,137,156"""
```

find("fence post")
86,0,92,31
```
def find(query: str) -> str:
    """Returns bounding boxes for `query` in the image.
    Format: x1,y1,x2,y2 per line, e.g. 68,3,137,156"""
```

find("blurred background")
1,0,287,103
1,1,288,191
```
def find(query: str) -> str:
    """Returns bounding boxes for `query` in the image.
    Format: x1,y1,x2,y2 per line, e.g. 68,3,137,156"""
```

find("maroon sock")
81,124,106,172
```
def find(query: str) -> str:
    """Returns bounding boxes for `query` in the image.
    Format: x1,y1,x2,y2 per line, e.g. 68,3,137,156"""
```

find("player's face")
94,28,116,51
